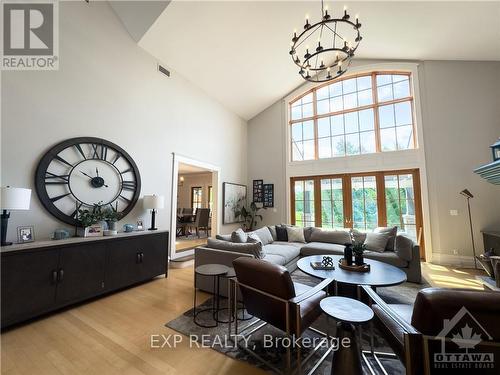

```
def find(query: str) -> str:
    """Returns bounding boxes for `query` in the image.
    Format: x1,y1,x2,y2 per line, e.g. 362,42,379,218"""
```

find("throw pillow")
215,234,232,241
286,226,306,243
350,229,367,245
364,232,390,253
374,226,398,251
231,228,247,243
275,225,288,241
252,226,274,246
247,232,262,245
267,226,277,241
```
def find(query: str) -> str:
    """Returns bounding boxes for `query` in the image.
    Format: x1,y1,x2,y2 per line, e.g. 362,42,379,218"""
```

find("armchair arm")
289,278,334,305
361,285,419,335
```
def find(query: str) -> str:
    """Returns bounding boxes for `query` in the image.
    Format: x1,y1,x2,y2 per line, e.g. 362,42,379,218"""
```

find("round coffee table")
193,264,229,328
297,255,406,292
320,296,374,375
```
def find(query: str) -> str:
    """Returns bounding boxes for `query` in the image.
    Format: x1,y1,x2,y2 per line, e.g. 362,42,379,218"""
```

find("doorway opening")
170,154,220,259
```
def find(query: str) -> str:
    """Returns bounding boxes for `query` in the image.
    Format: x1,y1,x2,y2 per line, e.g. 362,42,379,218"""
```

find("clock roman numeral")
45,172,69,185
120,168,132,175
90,143,108,161
118,194,131,203
50,193,71,202
70,203,83,218
74,144,87,160
121,181,136,191
112,153,121,165
54,155,74,168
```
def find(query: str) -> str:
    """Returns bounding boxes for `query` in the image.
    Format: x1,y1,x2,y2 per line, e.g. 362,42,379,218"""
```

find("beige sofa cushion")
250,226,274,246
309,228,352,245
231,228,247,243
364,232,390,252
286,226,306,243
374,226,398,251
300,242,346,257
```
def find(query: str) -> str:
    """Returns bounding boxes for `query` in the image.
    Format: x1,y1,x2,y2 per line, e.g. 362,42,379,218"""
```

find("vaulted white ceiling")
138,1,500,120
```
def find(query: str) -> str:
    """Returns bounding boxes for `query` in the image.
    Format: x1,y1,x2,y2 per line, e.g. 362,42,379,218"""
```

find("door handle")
51,270,58,284
58,269,64,282
140,252,144,263
136,252,141,263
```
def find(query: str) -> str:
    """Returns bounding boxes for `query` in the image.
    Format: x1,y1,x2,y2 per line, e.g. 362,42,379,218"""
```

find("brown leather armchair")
362,286,500,375
232,257,333,374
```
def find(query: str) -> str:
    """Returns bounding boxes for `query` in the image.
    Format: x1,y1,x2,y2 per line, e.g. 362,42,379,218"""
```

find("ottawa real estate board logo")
1,1,59,70
433,307,495,371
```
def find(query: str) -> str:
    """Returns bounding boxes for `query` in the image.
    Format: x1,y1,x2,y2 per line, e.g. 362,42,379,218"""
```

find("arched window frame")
289,71,417,162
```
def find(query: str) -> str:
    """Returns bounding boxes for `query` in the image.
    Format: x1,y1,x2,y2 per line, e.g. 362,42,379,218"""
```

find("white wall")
177,173,213,209
1,2,247,242
248,60,500,263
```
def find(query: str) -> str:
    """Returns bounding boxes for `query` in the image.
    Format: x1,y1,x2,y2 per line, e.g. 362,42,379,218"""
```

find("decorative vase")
123,224,134,233
343,244,353,266
107,220,117,231
354,253,364,266
99,220,108,231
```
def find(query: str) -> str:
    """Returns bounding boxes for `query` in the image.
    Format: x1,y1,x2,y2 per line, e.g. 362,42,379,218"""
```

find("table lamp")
143,194,164,231
1,187,31,246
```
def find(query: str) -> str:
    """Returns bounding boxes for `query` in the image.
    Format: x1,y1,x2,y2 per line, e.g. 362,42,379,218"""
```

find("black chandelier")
289,1,362,83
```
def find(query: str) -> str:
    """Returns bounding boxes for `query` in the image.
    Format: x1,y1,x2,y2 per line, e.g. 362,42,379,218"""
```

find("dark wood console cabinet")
1,231,168,328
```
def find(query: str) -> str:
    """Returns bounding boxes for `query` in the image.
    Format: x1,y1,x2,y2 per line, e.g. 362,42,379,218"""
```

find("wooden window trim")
289,71,415,161
290,168,425,260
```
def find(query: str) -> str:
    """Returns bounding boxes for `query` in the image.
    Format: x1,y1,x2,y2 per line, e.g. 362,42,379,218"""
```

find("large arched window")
289,72,416,161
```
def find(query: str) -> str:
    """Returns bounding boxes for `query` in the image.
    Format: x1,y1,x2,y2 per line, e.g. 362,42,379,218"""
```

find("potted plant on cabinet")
77,204,105,237
103,203,122,231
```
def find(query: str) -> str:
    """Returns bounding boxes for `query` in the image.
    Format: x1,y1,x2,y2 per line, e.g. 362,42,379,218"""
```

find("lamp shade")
1,187,31,210
143,195,164,210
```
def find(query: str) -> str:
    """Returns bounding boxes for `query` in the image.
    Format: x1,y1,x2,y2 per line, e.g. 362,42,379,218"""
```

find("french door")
291,169,424,259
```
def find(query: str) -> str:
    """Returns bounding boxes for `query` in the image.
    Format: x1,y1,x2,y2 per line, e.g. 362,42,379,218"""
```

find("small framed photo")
17,226,35,243
137,219,144,231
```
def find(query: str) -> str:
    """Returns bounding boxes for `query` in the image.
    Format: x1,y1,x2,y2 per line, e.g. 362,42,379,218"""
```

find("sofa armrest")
195,246,254,269
395,234,415,262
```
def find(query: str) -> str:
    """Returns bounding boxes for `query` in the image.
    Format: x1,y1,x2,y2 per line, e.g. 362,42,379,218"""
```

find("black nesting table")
320,296,374,375
193,264,229,328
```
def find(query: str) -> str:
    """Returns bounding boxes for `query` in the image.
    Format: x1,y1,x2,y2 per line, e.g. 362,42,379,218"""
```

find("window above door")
289,71,417,162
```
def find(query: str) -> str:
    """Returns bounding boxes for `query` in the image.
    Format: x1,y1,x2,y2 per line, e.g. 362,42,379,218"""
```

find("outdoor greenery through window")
290,72,416,161
291,169,422,244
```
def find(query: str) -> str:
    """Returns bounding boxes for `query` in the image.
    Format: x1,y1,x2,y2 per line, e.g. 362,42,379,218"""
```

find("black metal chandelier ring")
289,3,363,83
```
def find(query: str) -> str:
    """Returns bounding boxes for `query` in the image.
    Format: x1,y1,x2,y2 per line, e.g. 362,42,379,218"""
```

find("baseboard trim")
430,253,476,268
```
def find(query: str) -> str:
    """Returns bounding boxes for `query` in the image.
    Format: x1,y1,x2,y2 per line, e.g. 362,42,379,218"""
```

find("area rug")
166,271,430,374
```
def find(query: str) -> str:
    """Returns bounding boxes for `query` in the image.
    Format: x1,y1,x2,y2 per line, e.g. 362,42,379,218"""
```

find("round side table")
193,264,229,328
320,296,374,375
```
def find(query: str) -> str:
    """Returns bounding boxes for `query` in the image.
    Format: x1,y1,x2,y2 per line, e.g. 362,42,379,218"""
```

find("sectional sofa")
194,225,422,295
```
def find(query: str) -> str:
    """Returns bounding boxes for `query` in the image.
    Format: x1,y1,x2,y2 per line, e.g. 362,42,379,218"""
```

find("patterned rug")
166,270,430,374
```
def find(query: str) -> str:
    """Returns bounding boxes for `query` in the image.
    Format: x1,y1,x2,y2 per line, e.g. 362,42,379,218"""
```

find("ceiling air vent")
158,64,170,78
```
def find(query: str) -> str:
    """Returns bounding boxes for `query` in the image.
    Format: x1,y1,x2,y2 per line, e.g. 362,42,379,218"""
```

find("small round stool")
193,264,229,328
320,296,374,375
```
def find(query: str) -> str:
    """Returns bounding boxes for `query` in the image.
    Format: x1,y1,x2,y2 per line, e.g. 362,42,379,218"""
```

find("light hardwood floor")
1,263,487,375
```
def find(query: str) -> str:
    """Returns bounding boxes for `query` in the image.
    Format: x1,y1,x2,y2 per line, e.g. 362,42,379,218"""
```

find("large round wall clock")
35,137,141,226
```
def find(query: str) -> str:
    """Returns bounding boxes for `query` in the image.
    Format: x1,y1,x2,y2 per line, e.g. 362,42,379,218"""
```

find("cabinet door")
1,250,59,327
56,243,106,305
139,233,168,280
106,237,144,290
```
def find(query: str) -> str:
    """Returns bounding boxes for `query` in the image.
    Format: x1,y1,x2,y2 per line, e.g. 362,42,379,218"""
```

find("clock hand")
96,167,99,177
80,171,93,179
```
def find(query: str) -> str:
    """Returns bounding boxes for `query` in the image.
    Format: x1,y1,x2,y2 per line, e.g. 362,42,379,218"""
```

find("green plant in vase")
103,202,122,231
352,241,367,266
